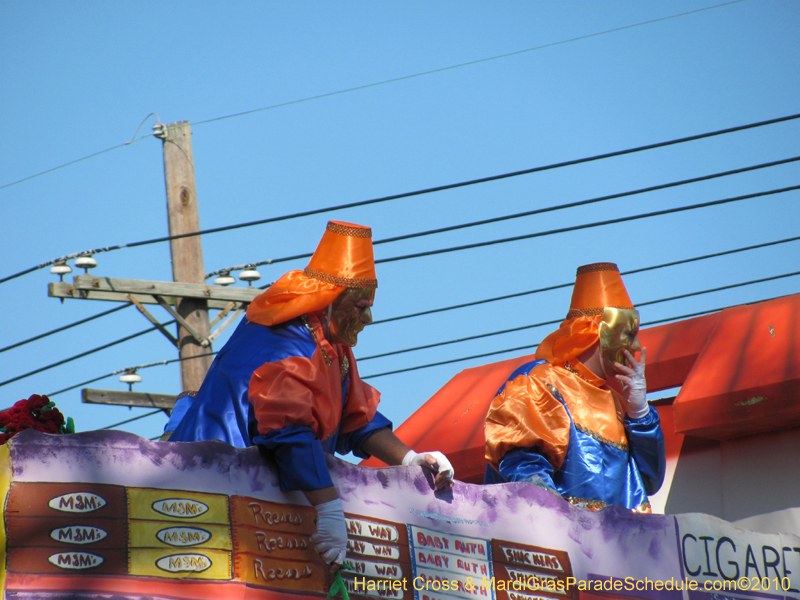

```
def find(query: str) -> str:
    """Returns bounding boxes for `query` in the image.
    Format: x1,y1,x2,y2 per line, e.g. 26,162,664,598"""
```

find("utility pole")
50,118,256,411
159,121,212,392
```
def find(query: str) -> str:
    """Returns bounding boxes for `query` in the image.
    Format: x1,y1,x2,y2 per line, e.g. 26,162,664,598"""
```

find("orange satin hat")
246,221,377,327
536,262,634,365
566,262,634,319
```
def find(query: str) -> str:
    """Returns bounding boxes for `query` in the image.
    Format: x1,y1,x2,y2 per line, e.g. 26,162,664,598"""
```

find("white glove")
310,498,347,566
402,450,455,485
616,348,649,419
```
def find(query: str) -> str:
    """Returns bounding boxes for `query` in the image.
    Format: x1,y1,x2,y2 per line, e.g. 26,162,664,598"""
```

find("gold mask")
329,288,374,347
598,307,641,371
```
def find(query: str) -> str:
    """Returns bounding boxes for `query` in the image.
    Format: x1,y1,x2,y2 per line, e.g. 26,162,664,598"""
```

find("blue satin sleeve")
253,426,334,491
253,412,392,492
163,395,194,434
169,317,316,448
625,409,666,495
334,410,392,458
498,446,557,489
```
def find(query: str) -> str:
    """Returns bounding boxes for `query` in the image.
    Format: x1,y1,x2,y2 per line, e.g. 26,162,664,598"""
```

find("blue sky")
1,0,798,444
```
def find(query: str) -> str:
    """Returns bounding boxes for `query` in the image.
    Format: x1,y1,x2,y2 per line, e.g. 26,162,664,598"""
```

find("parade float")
3,427,800,600
3,293,799,600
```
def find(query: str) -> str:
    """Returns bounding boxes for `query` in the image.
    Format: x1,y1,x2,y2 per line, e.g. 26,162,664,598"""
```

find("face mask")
599,307,641,371
329,288,374,347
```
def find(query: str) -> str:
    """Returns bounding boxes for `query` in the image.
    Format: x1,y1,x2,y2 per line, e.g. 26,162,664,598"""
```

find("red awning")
363,294,800,480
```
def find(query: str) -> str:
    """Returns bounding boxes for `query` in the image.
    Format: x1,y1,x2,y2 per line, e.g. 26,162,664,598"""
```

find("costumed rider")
167,220,454,569
484,262,665,512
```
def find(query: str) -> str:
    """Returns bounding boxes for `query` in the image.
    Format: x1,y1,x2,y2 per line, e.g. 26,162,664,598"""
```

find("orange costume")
485,263,665,511
169,221,390,491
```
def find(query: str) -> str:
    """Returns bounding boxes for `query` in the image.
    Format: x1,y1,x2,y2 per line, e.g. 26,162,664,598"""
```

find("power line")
43,242,799,396
46,267,798,398
359,270,800,362
371,235,800,324
638,271,800,308
213,111,800,265
372,282,572,326
0,320,176,388
223,154,800,276
375,158,799,245
194,1,745,127
99,409,163,431
6,110,800,288
362,344,544,380
361,322,557,363
97,281,767,433
36,287,794,440
624,237,800,276
0,1,744,195
49,371,131,397
48,351,217,397
0,304,130,355
0,143,131,192
377,184,800,264
0,245,144,286
361,293,790,380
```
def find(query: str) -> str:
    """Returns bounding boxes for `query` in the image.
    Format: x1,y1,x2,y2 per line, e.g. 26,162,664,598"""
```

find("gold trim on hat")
304,267,378,289
576,262,618,275
565,305,633,319
327,222,372,238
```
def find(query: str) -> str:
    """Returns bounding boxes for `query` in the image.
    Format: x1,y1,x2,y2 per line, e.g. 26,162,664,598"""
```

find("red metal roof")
363,294,800,480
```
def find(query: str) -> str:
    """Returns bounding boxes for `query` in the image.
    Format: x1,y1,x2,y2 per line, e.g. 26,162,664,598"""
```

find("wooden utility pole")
160,121,212,391
48,118,252,411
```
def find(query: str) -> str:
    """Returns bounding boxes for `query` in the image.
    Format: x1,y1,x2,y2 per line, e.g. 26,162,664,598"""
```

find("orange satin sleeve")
547,366,628,447
249,348,342,441
485,372,571,472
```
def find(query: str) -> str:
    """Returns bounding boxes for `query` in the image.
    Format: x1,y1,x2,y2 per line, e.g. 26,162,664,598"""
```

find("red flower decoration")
0,394,71,445
39,409,65,426
28,395,49,411
37,421,59,434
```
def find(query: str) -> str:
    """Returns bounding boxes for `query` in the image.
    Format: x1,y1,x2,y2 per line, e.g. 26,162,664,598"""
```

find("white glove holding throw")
310,498,347,566
402,450,455,483
616,348,649,419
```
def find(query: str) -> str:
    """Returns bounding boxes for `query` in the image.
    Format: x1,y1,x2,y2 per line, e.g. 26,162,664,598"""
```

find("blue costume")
485,359,664,511
167,313,391,491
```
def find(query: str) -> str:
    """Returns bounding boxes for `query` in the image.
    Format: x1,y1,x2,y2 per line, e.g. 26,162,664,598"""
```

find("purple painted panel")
3,430,798,600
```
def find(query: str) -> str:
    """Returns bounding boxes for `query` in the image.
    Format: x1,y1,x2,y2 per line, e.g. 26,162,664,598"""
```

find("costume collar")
563,359,606,388
304,312,340,364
